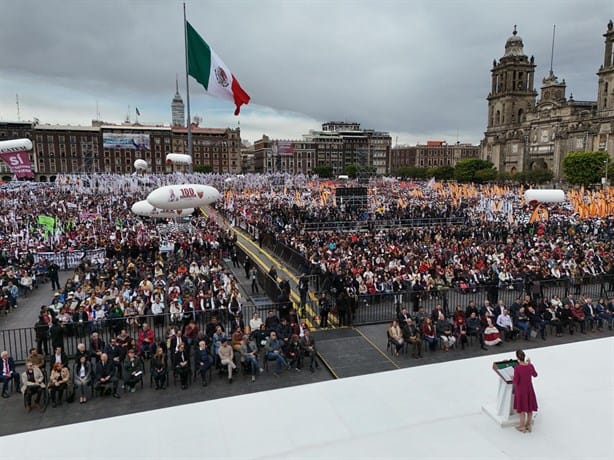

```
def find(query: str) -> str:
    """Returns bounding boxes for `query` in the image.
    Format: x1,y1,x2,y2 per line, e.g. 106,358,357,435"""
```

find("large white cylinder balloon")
146,184,220,210
166,153,193,165
134,159,148,171
0,138,32,153
131,200,194,218
524,189,565,203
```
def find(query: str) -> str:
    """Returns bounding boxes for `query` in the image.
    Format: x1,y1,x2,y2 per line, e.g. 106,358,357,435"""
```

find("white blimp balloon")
166,153,193,165
131,200,194,218
524,189,565,203
146,184,220,210
0,138,32,153
134,159,148,171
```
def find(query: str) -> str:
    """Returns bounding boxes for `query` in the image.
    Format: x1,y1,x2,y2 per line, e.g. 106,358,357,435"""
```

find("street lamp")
603,157,609,187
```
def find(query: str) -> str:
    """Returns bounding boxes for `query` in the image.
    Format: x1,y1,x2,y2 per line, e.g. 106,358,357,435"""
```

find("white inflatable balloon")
134,159,148,171
131,200,194,218
524,189,565,203
0,138,32,153
146,184,220,210
166,153,193,165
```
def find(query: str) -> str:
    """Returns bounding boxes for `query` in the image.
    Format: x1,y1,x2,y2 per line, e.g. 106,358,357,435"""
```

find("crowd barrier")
1,276,612,364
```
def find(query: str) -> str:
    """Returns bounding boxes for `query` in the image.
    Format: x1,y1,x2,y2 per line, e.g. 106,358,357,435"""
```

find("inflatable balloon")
131,200,194,218
134,159,148,171
166,153,193,165
146,184,220,210
0,138,32,153
523,189,565,203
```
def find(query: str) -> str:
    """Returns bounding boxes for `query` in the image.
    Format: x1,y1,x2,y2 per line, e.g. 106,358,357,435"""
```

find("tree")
514,169,554,184
344,164,359,178
428,165,455,180
453,159,496,182
474,167,498,183
194,164,213,173
396,167,428,179
562,151,609,185
314,165,333,178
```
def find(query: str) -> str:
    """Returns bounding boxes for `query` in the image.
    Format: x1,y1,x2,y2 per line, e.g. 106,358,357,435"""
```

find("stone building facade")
481,21,614,177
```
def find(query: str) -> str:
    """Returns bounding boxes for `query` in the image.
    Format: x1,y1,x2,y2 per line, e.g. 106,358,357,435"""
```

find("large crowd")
0,173,613,412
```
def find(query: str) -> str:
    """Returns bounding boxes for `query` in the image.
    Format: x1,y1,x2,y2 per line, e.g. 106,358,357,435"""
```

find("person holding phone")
512,349,538,433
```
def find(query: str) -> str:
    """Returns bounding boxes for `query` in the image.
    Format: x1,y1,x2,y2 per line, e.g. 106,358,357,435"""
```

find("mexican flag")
186,21,250,115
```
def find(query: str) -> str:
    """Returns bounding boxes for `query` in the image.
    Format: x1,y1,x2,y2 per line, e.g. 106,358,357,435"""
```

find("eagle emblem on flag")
214,66,230,87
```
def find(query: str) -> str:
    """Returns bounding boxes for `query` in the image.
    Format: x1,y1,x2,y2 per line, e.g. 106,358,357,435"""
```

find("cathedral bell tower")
487,26,537,129
597,20,614,116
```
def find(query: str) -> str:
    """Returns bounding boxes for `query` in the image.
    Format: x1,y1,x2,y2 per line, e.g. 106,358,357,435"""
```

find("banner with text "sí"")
0,139,34,179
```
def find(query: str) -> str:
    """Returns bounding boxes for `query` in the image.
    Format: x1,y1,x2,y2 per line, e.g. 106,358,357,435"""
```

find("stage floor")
4,337,613,460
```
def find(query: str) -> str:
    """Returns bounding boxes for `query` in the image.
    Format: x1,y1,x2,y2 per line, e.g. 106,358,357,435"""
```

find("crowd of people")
0,172,612,413
387,292,613,359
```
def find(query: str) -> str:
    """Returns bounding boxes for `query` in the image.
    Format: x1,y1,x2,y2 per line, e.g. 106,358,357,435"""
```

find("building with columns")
481,21,614,177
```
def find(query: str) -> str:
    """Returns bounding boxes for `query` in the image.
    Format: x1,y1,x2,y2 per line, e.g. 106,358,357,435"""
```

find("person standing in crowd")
73,354,92,404
48,260,61,291
34,314,50,356
318,293,330,329
513,349,538,433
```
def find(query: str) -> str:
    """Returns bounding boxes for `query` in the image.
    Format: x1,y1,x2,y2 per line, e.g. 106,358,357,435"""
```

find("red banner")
0,151,34,178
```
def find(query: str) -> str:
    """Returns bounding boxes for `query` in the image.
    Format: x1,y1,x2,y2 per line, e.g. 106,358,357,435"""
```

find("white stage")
4,337,613,460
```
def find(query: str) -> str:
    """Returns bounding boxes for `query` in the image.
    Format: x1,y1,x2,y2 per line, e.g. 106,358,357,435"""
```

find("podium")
482,359,519,426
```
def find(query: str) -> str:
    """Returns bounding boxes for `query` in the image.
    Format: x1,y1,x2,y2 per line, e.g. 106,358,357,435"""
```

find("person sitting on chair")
240,335,261,382
453,316,468,350
49,361,70,407
94,353,120,398
174,343,190,389
265,331,289,376
137,323,156,359
401,318,422,358
421,317,438,351
27,348,45,370
436,312,456,351
496,308,517,341
151,346,168,390
73,354,92,404
285,334,301,370
387,320,405,356
1,351,20,398
21,360,45,412
122,349,143,393
483,318,503,347
49,346,69,371
217,338,236,384
195,340,213,386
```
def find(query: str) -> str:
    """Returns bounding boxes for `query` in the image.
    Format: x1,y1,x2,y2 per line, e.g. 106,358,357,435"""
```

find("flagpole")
183,2,193,171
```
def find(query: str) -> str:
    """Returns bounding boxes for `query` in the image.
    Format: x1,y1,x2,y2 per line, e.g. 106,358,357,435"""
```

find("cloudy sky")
0,0,612,146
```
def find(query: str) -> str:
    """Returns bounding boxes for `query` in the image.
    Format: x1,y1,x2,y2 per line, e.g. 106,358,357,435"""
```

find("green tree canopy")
314,165,334,178
562,151,609,185
453,159,496,182
343,164,359,178
194,164,213,173
395,167,428,179
427,165,455,180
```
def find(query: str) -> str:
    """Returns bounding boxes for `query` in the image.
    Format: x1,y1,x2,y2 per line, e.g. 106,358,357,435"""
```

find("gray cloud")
0,0,612,144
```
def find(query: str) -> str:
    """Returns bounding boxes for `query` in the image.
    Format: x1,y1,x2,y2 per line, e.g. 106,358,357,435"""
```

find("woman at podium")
512,349,538,432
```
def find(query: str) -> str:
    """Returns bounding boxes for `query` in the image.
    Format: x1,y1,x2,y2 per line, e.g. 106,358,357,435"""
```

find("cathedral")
481,20,614,178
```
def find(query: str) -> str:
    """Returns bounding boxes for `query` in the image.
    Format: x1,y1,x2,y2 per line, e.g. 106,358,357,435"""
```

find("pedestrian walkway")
0,271,72,330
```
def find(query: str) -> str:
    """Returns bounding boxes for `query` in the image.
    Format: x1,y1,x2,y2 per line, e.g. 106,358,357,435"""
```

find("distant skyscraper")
171,77,185,127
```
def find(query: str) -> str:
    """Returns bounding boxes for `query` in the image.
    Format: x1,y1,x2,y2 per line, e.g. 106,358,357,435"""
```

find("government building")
481,21,614,177
0,85,242,181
